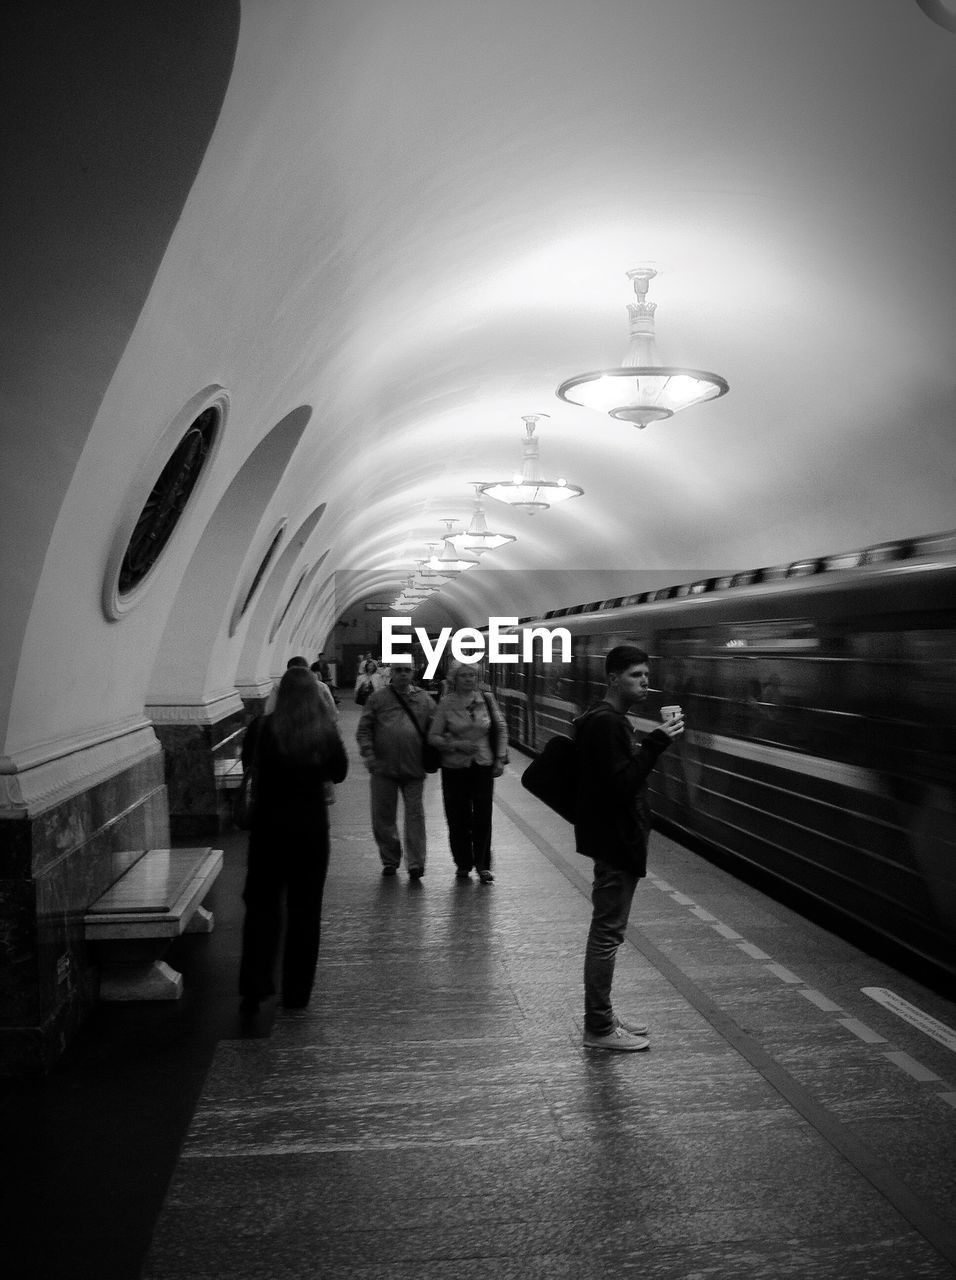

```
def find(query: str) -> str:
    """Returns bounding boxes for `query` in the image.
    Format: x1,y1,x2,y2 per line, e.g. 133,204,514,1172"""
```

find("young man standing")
574,645,684,1051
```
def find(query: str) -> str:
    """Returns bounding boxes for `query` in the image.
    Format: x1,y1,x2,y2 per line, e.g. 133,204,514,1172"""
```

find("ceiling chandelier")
556,267,729,427
478,415,583,515
413,558,447,585
391,575,431,610
427,522,481,574
449,487,517,554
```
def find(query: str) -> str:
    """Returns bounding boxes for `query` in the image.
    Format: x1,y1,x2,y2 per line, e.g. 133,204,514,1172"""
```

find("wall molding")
145,691,246,725
0,723,162,816
235,680,275,701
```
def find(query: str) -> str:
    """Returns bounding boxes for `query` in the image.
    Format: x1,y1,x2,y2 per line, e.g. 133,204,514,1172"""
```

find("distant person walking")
354,659,385,706
238,666,348,1013
356,656,435,878
575,645,683,1051
265,655,338,719
428,662,508,883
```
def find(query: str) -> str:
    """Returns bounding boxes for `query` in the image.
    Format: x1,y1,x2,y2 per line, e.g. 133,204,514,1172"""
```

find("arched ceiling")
211,0,956,633
3,0,955,750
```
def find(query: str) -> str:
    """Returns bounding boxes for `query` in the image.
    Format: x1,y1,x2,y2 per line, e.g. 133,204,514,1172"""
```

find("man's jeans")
370,773,426,871
583,860,641,1035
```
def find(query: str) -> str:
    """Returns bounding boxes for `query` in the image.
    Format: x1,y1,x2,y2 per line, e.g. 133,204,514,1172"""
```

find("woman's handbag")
483,693,509,764
355,680,374,706
390,687,440,772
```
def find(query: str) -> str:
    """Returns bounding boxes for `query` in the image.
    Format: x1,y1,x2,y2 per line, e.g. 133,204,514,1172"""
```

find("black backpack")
520,732,577,823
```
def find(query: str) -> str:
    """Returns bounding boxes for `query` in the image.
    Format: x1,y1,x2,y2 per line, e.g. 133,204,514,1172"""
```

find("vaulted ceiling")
3,0,955,752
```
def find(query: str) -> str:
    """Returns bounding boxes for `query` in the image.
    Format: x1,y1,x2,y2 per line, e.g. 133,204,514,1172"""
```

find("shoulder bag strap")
389,686,428,744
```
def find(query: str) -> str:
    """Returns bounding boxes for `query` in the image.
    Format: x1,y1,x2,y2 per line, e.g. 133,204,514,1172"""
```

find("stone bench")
84,847,223,1001
213,757,244,790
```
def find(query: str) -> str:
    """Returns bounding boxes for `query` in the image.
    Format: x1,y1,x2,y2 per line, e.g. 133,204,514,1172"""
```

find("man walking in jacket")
574,645,684,1051
357,656,435,878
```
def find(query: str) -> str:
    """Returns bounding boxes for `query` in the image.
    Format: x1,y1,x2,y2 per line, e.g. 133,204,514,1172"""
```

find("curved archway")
147,406,312,707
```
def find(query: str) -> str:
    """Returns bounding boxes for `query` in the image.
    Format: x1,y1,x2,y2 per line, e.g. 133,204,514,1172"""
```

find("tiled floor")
5,700,956,1279
141,706,956,1279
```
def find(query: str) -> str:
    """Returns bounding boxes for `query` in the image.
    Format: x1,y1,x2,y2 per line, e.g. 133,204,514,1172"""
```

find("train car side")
490,551,956,987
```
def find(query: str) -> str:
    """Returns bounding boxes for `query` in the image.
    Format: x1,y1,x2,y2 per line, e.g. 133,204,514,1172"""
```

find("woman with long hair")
239,665,348,1012
427,661,508,883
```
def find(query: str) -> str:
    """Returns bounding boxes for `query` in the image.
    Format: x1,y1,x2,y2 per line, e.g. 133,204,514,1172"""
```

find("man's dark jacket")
573,701,671,875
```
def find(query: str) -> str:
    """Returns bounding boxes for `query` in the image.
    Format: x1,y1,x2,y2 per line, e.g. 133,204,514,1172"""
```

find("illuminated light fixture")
478,415,583,515
392,576,430,609
427,521,481,573
556,267,728,427
450,487,517,554
413,558,447,585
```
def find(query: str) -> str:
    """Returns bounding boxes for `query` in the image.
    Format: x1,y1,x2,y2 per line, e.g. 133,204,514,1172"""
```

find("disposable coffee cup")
660,705,682,723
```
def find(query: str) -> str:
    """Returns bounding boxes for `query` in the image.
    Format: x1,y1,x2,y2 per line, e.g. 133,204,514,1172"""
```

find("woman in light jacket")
427,661,508,883
354,658,386,705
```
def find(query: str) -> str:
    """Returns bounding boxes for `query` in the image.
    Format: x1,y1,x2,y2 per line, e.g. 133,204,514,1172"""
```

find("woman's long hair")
270,667,338,761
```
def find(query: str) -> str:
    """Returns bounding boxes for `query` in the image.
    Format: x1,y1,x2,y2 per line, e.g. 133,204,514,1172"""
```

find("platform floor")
6,702,956,1278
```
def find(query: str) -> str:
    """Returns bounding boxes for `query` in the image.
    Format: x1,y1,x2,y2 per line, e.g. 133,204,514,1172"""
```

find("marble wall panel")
155,707,247,838
239,694,269,718
0,754,170,1075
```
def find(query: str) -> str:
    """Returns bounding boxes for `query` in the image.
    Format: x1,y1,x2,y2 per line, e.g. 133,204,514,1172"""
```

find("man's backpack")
520,732,577,823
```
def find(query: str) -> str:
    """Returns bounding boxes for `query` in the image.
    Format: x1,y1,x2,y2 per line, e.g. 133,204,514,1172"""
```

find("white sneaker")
582,1025,650,1052
614,1014,649,1037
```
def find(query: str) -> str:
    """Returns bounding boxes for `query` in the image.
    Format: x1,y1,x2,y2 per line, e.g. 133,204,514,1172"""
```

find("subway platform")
5,702,956,1279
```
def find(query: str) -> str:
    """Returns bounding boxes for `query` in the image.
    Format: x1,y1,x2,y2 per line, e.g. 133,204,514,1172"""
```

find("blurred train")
485,530,956,989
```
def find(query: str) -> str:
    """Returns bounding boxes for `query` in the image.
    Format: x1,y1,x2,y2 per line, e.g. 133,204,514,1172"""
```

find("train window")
726,621,819,651
713,575,736,591
730,570,761,588
601,597,624,610
910,530,956,558
759,564,791,582
786,559,820,578
862,541,909,564
823,550,867,571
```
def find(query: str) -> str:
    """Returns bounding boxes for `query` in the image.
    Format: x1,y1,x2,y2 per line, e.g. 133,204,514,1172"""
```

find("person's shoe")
381,865,398,876
455,869,471,880
478,870,494,884
408,866,424,879
239,996,260,1016
614,1013,649,1037
583,1025,650,1052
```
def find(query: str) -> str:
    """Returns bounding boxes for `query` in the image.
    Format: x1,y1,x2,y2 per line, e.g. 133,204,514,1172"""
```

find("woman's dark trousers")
440,763,495,873
240,833,330,1007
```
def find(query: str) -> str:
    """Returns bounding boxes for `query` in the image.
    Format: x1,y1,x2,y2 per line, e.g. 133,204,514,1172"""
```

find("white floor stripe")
800,988,844,1012
837,1018,886,1043
737,942,771,960
765,963,804,984
883,1051,942,1083
713,923,744,940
